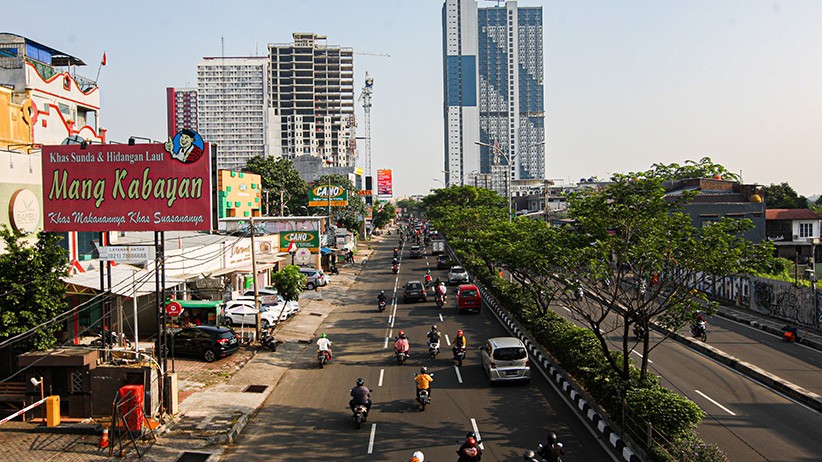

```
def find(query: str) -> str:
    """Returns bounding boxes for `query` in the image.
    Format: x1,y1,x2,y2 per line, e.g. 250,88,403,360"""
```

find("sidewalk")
132,240,380,461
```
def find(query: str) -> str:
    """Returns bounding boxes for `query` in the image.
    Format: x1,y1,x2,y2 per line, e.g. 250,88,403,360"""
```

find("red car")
456,284,482,313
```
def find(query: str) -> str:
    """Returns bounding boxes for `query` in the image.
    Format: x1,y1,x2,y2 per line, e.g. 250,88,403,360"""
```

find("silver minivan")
299,267,328,290
480,337,531,384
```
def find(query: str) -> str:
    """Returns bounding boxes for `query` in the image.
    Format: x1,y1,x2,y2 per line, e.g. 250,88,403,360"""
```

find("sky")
15,1,822,198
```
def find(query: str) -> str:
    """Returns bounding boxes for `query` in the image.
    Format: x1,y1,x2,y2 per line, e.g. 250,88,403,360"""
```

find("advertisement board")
377,169,393,197
308,184,348,207
41,137,212,232
280,230,320,251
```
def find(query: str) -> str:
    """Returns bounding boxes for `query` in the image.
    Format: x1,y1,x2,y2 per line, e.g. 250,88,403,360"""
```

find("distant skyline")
16,1,822,197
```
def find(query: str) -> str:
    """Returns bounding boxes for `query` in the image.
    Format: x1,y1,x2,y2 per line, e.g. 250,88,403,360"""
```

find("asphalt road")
221,237,614,461
554,302,822,461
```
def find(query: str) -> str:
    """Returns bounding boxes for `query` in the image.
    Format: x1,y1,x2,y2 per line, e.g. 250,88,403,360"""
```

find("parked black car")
157,326,239,362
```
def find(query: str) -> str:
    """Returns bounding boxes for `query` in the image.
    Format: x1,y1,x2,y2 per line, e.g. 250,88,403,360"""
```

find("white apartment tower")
268,33,356,167
196,57,270,171
443,0,545,190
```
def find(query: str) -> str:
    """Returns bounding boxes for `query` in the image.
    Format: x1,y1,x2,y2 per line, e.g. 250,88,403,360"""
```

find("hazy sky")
17,1,822,197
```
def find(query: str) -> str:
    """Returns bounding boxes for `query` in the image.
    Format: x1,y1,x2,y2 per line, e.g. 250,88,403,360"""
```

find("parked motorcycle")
352,404,368,429
260,331,278,352
453,347,466,367
378,299,387,312
329,265,339,275
428,341,440,359
317,350,331,368
691,320,707,342
90,328,132,349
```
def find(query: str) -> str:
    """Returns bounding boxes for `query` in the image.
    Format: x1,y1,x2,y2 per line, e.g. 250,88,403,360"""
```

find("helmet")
320,333,327,338
524,449,536,459
399,330,406,339
457,329,463,336
466,437,477,447
466,431,476,439
427,269,431,274
411,451,425,462
420,366,427,374
547,432,557,443
356,378,364,386
380,290,385,294
431,325,437,331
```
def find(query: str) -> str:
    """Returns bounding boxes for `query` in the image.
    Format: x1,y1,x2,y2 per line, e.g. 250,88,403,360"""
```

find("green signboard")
308,184,349,207
280,230,320,251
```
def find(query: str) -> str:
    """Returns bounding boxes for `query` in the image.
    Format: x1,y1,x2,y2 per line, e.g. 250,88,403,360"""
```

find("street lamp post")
474,140,545,222
811,238,820,330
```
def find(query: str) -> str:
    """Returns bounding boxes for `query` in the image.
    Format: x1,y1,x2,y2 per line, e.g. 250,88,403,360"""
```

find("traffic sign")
165,301,183,317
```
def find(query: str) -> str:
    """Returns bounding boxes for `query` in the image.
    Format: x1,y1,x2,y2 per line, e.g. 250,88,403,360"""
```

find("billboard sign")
280,230,320,251
308,184,348,207
42,134,212,232
377,169,393,197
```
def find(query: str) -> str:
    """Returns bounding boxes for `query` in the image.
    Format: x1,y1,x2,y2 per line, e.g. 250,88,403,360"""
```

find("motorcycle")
417,387,431,411
453,347,466,367
394,249,399,258
395,349,409,365
633,323,646,340
317,349,331,368
260,331,278,352
435,294,444,309
424,274,433,287
378,299,387,312
691,320,707,342
329,265,339,275
428,341,440,359
392,263,399,274
352,404,368,429
90,328,132,349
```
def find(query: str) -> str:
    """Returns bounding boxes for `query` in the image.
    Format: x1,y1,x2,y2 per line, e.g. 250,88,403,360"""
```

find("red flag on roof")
101,52,107,66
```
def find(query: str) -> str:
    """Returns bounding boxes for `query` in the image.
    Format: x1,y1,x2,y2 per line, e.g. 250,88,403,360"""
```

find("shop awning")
321,247,334,255
207,262,278,277
63,265,185,297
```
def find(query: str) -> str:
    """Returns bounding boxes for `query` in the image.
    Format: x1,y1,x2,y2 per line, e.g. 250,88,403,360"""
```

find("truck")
431,239,445,255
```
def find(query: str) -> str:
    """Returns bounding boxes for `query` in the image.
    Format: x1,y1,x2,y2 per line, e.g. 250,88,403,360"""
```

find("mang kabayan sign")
308,184,348,207
42,134,212,232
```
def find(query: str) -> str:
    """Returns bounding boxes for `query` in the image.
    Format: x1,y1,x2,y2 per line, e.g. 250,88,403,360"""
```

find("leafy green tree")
244,156,308,215
270,265,306,303
761,182,808,209
648,157,741,182
372,201,396,230
396,198,424,219
311,174,367,231
0,229,69,354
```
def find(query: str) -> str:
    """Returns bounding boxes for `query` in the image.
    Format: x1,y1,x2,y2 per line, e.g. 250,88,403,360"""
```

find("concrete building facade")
442,1,545,187
166,87,198,137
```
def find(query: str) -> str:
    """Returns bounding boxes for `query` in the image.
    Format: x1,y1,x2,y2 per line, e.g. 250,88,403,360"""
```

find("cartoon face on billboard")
165,129,205,163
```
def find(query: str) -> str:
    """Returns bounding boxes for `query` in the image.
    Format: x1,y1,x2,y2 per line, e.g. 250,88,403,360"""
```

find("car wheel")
262,319,270,329
203,348,217,362
222,317,233,327
307,282,316,290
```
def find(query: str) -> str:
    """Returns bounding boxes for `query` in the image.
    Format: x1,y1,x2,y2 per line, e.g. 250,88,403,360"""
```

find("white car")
242,290,300,316
448,266,470,285
223,300,287,329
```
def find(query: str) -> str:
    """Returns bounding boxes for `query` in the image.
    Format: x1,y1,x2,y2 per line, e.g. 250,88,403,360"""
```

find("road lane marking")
439,313,444,322
630,349,653,363
455,366,463,383
470,418,484,450
378,369,384,387
561,305,571,313
694,389,736,416
367,423,377,453
445,334,451,346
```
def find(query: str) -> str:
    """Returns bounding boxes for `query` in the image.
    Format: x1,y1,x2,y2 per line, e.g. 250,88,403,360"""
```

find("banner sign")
280,230,320,251
308,184,348,207
41,137,212,232
357,190,373,196
377,169,393,197
97,245,155,262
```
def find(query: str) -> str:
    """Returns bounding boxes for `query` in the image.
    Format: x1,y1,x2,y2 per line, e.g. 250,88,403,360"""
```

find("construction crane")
358,73,374,178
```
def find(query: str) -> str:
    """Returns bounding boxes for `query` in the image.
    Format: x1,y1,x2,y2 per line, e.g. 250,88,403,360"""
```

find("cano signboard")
41,137,212,232
377,169,393,197
308,184,348,207
280,230,320,251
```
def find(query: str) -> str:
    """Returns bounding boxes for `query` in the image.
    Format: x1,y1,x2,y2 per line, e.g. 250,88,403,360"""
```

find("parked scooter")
260,330,278,352
328,265,339,275
90,327,132,349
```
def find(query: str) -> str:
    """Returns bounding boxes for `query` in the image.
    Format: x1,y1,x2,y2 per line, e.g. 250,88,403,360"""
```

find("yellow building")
217,170,263,218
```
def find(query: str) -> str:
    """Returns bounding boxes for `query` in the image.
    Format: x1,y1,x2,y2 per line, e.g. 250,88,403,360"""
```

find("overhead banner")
308,184,348,207
280,230,320,251
377,169,393,198
42,135,212,231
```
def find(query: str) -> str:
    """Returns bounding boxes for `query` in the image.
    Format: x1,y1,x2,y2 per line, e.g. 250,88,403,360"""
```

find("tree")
0,229,69,355
270,265,305,303
244,156,308,215
761,182,808,209
648,157,741,182
311,174,367,231
372,201,396,230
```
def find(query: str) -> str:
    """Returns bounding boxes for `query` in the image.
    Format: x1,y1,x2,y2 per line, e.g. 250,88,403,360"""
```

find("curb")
478,286,641,462
715,308,822,351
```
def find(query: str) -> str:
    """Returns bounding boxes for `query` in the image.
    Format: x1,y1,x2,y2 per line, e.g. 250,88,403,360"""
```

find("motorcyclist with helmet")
414,366,434,399
427,325,440,345
378,290,388,304
537,432,565,462
424,269,433,287
394,330,410,357
317,332,332,359
453,329,467,357
349,378,372,414
456,435,482,461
